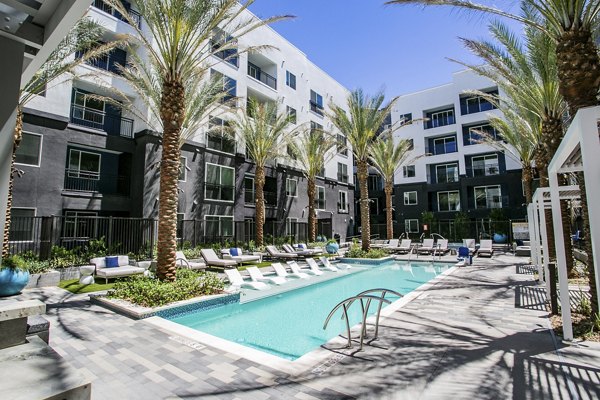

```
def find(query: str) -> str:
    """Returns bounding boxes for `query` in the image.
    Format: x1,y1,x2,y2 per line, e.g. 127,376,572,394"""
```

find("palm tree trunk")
357,160,370,251
255,165,265,247
307,177,316,242
156,80,185,282
2,108,23,259
522,164,533,204
384,181,393,240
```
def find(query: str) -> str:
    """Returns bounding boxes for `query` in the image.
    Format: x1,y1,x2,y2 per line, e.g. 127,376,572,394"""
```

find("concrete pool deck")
2,257,599,399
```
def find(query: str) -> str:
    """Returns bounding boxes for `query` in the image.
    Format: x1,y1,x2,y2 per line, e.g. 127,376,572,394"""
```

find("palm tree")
229,99,294,246
330,90,398,251
369,134,413,240
1,19,124,258
288,125,337,242
106,0,287,281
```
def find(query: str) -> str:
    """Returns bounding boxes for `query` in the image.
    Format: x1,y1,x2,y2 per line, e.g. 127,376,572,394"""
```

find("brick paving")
2,260,600,399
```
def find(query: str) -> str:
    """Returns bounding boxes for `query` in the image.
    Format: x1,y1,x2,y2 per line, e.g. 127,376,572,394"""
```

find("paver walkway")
2,262,599,399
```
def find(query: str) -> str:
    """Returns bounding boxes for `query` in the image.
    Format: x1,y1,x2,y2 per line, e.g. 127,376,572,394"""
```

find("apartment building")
9,0,355,246
388,70,526,237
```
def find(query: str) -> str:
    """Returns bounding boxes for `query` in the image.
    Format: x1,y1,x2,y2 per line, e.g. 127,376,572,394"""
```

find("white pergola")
545,106,600,341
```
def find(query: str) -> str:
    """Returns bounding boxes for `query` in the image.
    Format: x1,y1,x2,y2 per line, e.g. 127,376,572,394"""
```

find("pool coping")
144,264,458,375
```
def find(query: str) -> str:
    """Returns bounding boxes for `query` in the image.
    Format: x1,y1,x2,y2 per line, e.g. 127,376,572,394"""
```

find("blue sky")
248,0,521,97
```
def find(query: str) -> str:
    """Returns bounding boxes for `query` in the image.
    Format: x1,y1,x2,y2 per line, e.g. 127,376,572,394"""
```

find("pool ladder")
323,288,403,351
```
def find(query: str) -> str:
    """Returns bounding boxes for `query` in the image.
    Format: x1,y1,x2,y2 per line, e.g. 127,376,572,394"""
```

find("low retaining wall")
25,271,60,289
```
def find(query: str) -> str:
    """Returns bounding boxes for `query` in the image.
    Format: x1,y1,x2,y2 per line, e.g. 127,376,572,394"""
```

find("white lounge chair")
434,239,450,255
319,256,351,270
246,266,287,285
224,269,270,291
222,248,261,264
396,239,412,254
175,251,207,270
272,262,310,279
266,245,298,260
478,240,494,257
463,239,476,255
296,243,323,255
282,244,312,257
383,239,400,252
288,261,323,276
307,257,337,272
418,238,435,255
200,248,238,268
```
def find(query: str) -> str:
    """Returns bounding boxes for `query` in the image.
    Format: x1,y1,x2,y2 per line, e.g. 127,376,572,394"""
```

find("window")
404,191,417,205
176,213,184,241
425,107,455,129
315,186,326,209
310,90,324,116
68,149,101,179
471,154,499,176
244,175,255,203
8,208,35,242
286,71,296,89
399,113,412,125
210,30,238,67
285,218,298,236
286,178,298,197
403,165,415,178
460,90,498,115
204,215,234,239
463,123,500,145
179,157,187,181
474,185,502,209
337,163,348,183
205,163,234,201
310,121,323,134
436,163,459,183
369,198,379,215
368,175,382,191
432,136,457,155
72,89,105,127
286,106,297,124
317,166,325,178
286,144,297,160
207,117,235,153
15,132,42,166
63,211,98,239
338,191,348,213
405,219,419,233
437,191,460,211
211,70,236,104
407,139,414,150
337,134,348,156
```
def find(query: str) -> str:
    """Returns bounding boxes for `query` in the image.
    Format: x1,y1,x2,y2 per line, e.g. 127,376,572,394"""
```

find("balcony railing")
247,62,277,90
204,183,234,202
337,173,349,183
76,48,126,75
310,101,324,116
435,172,459,184
64,169,130,196
470,163,500,177
474,195,507,209
425,114,455,129
92,0,142,28
245,189,277,206
70,104,134,138
432,142,457,155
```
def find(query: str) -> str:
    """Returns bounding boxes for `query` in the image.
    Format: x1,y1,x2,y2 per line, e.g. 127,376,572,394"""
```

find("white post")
537,192,551,295
549,174,573,340
528,203,540,272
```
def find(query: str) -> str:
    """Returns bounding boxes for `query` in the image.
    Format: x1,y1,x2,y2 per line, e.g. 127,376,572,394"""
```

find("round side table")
79,265,95,285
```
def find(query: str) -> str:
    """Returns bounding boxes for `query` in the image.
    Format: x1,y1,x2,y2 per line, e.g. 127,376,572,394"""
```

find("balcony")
425,107,455,130
92,0,141,28
64,169,130,196
310,101,324,116
248,62,277,90
469,163,500,177
204,183,234,202
245,189,277,206
70,104,134,138
76,47,127,75
474,195,507,209
460,90,498,115
435,171,459,184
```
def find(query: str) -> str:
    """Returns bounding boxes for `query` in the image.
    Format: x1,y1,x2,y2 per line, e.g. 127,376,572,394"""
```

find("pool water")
168,262,449,360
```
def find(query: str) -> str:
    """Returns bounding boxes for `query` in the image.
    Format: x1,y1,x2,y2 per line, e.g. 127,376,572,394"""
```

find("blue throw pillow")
105,256,119,268
230,248,239,256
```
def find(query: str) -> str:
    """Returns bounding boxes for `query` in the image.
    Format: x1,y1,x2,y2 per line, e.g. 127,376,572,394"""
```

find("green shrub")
345,244,388,259
577,295,592,316
107,269,225,307
1,255,52,273
26,260,52,274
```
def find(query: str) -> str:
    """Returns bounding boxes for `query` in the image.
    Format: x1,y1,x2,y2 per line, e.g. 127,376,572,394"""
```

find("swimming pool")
167,261,450,360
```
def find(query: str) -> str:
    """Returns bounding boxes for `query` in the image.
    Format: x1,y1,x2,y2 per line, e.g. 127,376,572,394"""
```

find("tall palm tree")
229,99,294,246
1,19,124,258
330,90,398,251
288,125,337,242
106,0,286,281
369,134,413,240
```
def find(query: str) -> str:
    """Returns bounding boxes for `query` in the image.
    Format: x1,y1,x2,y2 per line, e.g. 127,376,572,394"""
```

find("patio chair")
266,245,298,260
319,256,351,270
200,249,238,268
222,248,261,265
282,244,312,257
434,239,450,255
383,239,400,252
246,266,287,285
462,239,477,255
307,257,337,272
370,239,389,249
396,239,412,254
478,240,494,257
287,260,323,276
296,243,323,255
224,269,270,291
175,251,207,270
417,238,435,255
272,262,310,279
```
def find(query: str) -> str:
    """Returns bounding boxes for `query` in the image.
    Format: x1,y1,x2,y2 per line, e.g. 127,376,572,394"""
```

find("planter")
25,270,61,289
0,268,30,297
493,233,508,244
325,242,340,254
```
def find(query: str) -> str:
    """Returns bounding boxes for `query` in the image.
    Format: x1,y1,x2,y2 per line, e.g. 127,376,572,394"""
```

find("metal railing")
434,171,459,183
204,183,235,202
247,62,277,90
469,163,500,177
92,0,142,28
425,114,455,129
70,104,134,138
64,169,130,195
310,100,324,116
244,189,277,205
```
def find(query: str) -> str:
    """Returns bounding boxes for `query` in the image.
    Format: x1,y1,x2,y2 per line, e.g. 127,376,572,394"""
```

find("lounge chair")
224,269,270,291
396,239,412,254
307,257,337,272
200,248,238,268
266,245,298,260
383,239,400,252
371,239,389,249
434,239,450,255
296,243,323,255
246,266,287,285
418,238,435,255
463,239,477,255
478,240,494,257
282,244,312,257
319,256,351,270
288,260,323,276
222,248,261,264
272,262,310,279
90,256,146,284
175,251,207,270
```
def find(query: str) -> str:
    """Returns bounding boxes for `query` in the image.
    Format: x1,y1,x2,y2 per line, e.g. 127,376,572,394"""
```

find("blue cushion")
457,247,470,257
105,256,119,268
230,248,240,257
298,244,307,250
